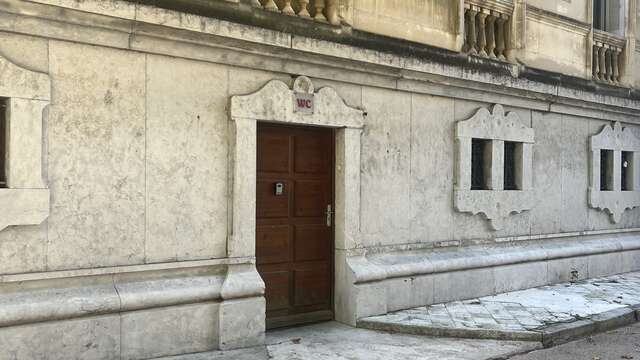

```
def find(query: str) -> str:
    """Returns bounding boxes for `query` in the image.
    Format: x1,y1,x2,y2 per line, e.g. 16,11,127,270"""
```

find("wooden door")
256,123,334,329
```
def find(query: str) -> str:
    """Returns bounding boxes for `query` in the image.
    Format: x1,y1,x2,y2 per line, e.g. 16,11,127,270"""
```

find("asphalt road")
510,323,640,360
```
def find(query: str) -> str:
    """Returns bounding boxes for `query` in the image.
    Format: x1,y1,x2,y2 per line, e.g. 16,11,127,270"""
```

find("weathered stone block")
0,314,120,360
121,303,219,360
386,275,434,312
218,297,265,350
433,268,496,304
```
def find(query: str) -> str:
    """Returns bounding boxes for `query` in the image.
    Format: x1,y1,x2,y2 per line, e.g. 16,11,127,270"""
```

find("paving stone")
359,271,640,342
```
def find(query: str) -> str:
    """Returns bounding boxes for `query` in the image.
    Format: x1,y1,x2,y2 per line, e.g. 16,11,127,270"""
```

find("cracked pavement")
361,272,640,336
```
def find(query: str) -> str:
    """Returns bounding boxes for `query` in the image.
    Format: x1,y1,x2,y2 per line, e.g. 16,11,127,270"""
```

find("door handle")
325,205,333,227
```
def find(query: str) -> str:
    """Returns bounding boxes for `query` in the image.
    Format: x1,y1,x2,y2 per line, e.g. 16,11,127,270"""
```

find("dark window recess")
0,98,6,188
471,139,490,190
622,151,633,191
504,141,520,191
600,149,614,191
594,0,606,31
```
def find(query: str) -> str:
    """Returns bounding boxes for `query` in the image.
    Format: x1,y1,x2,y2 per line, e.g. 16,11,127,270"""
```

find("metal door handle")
325,205,333,227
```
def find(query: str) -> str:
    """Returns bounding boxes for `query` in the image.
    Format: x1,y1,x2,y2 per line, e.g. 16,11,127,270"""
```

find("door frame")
228,76,365,328
256,122,336,329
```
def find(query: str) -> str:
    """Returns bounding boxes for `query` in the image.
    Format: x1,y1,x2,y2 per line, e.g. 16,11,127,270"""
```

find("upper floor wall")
242,0,638,87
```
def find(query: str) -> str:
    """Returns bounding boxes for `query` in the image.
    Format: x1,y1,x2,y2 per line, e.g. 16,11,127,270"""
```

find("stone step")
358,272,640,348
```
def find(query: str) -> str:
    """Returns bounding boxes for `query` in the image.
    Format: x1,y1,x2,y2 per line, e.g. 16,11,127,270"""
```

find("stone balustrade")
252,0,339,25
592,30,625,85
464,1,513,61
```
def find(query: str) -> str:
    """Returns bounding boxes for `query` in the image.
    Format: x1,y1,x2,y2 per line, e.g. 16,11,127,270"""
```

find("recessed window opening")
600,149,614,191
593,0,627,36
471,138,491,190
622,151,633,191
504,141,522,191
0,98,6,188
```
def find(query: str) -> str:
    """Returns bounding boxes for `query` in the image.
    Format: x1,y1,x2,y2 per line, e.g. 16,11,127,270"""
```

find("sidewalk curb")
357,319,542,342
540,307,636,347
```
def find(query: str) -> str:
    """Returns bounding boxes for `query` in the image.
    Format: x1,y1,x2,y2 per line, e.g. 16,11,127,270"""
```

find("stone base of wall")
0,263,265,360
336,233,640,326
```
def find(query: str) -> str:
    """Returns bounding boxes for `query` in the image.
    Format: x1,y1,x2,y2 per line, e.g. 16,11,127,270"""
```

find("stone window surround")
228,76,365,322
0,53,50,232
589,121,640,223
454,104,535,231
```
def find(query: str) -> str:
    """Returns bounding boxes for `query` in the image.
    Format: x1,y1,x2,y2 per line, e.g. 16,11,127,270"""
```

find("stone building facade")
1,0,640,358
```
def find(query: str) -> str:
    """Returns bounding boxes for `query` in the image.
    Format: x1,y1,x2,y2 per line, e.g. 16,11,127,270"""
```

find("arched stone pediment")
230,76,364,128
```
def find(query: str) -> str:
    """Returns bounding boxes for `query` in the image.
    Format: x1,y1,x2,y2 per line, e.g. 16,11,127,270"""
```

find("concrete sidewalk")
157,321,540,360
359,271,640,347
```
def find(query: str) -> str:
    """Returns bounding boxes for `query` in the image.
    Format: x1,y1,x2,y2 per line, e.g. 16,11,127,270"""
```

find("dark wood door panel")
294,134,330,174
294,180,329,217
256,225,290,265
294,224,330,262
293,267,331,307
257,133,290,173
262,271,290,312
256,123,334,328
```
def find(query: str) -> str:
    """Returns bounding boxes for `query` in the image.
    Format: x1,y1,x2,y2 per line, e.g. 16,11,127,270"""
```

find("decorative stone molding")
454,104,535,230
228,75,365,334
589,122,640,223
0,53,50,232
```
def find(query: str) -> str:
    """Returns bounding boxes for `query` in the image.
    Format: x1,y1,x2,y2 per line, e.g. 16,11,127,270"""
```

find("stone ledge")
350,233,640,284
0,262,263,327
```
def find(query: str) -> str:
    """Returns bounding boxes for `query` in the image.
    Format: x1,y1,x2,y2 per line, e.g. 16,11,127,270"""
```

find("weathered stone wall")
1,0,640,358
528,0,589,22
0,35,234,274
356,89,640,249
344,0,463,51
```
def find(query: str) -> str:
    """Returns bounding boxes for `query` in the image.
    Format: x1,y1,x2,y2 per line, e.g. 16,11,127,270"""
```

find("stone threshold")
358,272,640,348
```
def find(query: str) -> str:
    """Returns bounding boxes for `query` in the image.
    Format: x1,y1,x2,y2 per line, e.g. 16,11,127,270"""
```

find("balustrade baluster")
314,0,327,21
263,0,279,11
486,13,497,58
606,48,614,83
612,48,621,83
325,0,339,25
477,10,488,57
593,45,600,80
466,7,478,54
495,16,506,60
282,0,295,15
599,45,607,82
297,0,311,17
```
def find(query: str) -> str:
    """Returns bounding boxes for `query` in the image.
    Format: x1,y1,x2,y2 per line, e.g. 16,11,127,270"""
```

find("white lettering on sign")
293,93,314,115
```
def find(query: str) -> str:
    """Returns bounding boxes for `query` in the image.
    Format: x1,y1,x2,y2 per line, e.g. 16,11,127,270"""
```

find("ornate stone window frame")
454,104,535,230
227,76,365,331
0,54,50,232
589,121,640,223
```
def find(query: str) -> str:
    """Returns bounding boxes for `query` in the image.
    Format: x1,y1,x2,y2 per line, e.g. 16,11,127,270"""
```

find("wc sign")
293,92,314,115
